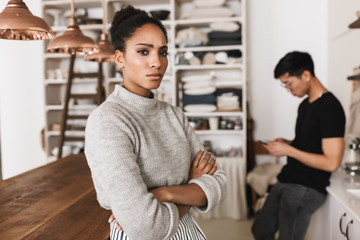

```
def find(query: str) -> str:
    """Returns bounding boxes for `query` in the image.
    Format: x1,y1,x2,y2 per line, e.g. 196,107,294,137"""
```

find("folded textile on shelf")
181,73,214,83
207,29,242,46
184,104,217,112
215,52,228,64
208,30,241,40
179,39,203,48
217,94,239,111
208,39,242,46
183,79,215,89
227,50,242,58
202,52,216,65
180,6,234,19
182,93,217,106
175,27,208,47
189,56,201,65
216,87,242,105
193,0,225,7
184,86,216,95
210,21,240,32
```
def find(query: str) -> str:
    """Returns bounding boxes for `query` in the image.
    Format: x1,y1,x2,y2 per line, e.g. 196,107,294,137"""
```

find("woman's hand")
189,149,217,180
108,213,122,231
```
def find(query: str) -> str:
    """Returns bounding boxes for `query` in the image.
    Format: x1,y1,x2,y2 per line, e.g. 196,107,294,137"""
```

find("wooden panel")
0,154,110,239
23,190,110,240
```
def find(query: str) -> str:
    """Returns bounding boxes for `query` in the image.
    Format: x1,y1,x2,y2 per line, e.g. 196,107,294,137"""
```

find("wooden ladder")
57,54,106,160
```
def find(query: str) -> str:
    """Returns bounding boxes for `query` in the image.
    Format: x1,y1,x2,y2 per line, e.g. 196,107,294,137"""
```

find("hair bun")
111,5,148,31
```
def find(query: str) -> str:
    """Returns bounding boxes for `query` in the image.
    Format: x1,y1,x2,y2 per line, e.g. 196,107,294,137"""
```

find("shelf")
45,79,99,84
185,111,243,117
45,104,97,111
347,74,360,80
176,45,243,52
43,0,102,9
175,64,242,71
195,130,243,135
175,16,242,26
46,130,85,137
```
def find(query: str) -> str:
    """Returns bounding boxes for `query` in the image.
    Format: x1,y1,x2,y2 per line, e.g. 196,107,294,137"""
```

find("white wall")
248,0,328,142
0,0,47,179
328,0,360,130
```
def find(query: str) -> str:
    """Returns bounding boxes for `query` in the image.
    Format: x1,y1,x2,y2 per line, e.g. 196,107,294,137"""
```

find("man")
251,51,346,240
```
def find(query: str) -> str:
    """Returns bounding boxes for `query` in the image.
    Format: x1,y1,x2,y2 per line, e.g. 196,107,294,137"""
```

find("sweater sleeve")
175,107,227,213
85,107,179,240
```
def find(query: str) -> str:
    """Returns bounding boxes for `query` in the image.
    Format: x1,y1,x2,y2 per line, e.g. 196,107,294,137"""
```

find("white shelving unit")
42,0,247,219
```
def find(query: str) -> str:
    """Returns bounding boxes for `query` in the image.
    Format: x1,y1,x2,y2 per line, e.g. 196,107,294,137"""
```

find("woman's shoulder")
87,100,131,125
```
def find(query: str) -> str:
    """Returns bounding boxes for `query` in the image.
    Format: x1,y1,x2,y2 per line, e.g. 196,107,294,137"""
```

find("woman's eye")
160,51,169,56
137,49,148,55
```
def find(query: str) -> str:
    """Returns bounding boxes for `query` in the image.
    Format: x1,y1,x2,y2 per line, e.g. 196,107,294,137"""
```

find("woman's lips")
147,74,162,80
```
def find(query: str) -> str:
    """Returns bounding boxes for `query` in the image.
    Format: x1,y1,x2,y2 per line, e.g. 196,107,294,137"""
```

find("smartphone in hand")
259,140,268,145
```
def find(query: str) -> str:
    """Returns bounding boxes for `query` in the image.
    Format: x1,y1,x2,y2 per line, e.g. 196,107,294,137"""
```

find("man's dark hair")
110,5,168,52
274,51,315,79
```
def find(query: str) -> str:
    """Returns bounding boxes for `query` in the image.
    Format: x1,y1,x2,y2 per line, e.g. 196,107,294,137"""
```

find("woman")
85,5,226,240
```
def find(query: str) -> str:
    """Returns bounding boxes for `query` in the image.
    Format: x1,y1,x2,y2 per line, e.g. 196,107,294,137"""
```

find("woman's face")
115,23,168,98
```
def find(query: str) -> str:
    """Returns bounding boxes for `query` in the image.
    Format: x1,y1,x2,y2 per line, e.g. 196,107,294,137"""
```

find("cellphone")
259,140,268,145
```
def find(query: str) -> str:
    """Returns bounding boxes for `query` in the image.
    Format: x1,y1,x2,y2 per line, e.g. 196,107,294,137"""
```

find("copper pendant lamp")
0,0,54,40
84,32,115,62
349,10,360,29
85,0,114,62
46,0,97,54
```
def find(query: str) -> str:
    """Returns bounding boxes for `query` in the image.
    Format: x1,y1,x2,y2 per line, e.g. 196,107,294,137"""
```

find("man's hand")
189,149,217,180
264,140,291,157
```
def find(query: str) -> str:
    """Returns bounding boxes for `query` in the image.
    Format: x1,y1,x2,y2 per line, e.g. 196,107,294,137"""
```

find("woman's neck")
122,81,151,98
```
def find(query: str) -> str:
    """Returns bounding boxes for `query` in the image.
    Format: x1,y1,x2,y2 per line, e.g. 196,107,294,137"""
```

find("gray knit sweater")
85,85,226,240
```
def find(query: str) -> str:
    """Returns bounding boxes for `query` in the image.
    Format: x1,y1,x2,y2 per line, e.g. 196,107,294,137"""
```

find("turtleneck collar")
108,85,159,115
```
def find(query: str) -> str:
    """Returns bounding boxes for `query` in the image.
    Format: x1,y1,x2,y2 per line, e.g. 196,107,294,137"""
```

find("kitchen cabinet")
41,0,248,219
329,193,360,240
306,172,360,240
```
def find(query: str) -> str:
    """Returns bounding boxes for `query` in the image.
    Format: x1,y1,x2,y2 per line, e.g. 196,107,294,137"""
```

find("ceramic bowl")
150,10,170,20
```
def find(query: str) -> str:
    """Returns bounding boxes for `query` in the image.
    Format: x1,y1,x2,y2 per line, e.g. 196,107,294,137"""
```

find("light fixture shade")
47,17,97,55
349,10,360,29
0,0,54,40
85,33,115,62
349,19,360,29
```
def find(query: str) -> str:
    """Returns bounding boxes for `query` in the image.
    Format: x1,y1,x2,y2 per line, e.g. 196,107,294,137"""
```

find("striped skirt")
110,212,206,240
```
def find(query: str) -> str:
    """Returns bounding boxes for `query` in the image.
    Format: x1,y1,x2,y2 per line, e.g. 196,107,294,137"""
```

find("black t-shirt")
277,92,346,194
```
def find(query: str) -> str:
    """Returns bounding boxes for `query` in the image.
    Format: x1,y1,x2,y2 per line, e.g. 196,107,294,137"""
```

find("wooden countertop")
0,154,110,239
